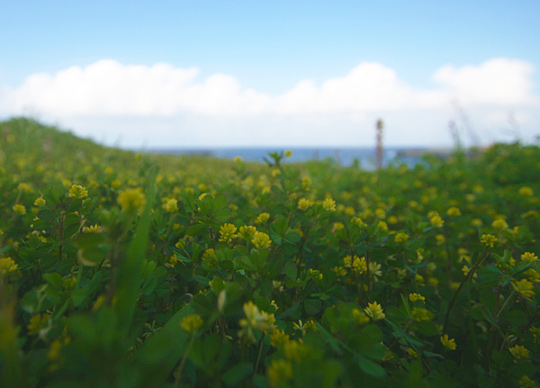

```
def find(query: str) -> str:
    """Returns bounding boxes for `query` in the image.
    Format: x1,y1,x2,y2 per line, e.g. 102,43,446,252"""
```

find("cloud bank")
0,58,538,147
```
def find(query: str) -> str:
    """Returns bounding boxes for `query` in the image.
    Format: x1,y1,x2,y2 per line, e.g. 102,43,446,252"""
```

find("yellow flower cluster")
521,252,538,263
255,212,270,224
519,187,534,197
238,225,257,241
180,314,203,334
267,359,293,387
28,313,50,335
511,279,535,300
239,301,276,342
322,197,336,212
447,207,461,216
34,197,46,207
297,198,313,211
518,375,538,388
82,224,103,233
252,231,271,250
0,257,18,275
509,344,530,360
364,302,385,320
395,232,409,243
492,218,508,229
68,184,88,199
440,334,456,350
409,293,425,302
13,204,26,215
352,308,370,325
117,187,146,214
351,217,365,228
162,198,178,213
270,329,290,349
308,268,323,280
430,215,444,228
481,234,497,247
219,223,237,243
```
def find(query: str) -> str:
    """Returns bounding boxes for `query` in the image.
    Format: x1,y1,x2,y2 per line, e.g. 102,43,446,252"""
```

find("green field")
1,117,539,387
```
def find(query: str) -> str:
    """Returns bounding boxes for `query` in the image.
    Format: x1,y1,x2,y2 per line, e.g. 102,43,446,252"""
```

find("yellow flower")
333,222,344,231
412,308,433,321
524,269,540,283
202,249,217,260
117,188,146,214
162,198,178,213
308,268,323,280
409,293,425,302
519,187,534,197
518,375,538,388
234,156,243,163
521,252,538,263
509,344,530,360
284,149,293,158
492,218,508,229
440,334,456,350
0,257,18,275
481,234,497,247
82,224,103,233
415,274,425,286
407,348,419,358
302,176,312,190
252,231,271,250
395,232,409,243
351,256,367,274
255,212,270,224
17,182,33,193
375,208,386,219
511,279,535,300
377,221,388,232
298,198,313,211
239,301,276,342
364,302,385,320
447,207,461,216
219,223,237,243
28,313,50,335
351,217,365,228
13,204,26,215
180,314,203,334
267,359,293,387
270,329,290,348
471,218,483,227
34,197,46,207
430,215,444,228
284,340,310,362
239,225,257,241
352,308,370,325
369,262,382,279
68,184,88,199
322,198,336,212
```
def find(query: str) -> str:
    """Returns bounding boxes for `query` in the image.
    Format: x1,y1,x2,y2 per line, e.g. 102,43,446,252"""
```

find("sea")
143,147,433,170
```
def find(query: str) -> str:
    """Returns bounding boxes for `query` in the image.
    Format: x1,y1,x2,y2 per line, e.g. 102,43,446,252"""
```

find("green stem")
254,334,265,373
174,335,196,388
443,249,490,333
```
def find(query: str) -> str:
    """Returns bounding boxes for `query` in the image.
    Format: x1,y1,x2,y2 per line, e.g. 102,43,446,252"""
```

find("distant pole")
375,119,384,170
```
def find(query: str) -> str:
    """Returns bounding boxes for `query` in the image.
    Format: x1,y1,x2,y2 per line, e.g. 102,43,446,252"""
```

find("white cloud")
0,58,538,147
432,58,537,106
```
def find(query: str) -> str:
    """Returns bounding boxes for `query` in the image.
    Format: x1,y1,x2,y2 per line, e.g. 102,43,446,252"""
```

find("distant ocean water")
143,147,430,169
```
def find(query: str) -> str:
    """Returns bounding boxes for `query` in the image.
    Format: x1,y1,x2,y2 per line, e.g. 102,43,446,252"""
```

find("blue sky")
1,0,539,148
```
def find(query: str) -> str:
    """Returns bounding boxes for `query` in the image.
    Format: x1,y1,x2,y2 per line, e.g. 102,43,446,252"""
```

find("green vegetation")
1,117,539,387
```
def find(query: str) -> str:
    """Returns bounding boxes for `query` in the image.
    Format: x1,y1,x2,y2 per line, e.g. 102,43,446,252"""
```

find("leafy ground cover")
1,117,539,387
